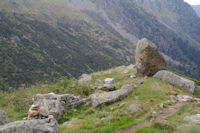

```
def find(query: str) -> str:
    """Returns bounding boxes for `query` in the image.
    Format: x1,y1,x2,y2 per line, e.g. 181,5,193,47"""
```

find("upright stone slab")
135,38,166,76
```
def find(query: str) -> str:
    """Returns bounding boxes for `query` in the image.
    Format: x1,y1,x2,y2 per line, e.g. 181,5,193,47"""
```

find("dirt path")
115,102,188,133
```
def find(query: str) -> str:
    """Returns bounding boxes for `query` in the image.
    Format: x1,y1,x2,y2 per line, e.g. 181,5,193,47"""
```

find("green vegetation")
1,67,200,133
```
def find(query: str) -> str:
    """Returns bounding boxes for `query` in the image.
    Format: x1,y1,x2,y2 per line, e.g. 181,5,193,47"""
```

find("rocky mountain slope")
192,5,200,17
0,0,200,90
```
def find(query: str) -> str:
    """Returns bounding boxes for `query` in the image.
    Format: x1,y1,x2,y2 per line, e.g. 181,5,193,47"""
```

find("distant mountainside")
0,0,200,90
193,5,200,17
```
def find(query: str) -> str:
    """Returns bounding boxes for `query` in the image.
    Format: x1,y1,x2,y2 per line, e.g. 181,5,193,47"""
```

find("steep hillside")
0,0,134,90
0,66,200,133
0,0,200,90
193,5,200,17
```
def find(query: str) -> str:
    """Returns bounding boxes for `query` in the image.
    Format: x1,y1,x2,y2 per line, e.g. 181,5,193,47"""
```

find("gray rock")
128,103,143,112
78,74,92,83
126,64,136,69
126,74,136,78
184,114,200,124
33,93,86,120
137,80,144,84
0,109,10,125
177,95,199,102
90,84,135,107
0,115,60,133
153,70,195,94
102,78,116,91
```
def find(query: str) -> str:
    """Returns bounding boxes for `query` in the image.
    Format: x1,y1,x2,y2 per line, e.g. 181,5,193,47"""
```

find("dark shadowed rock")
0,109,10,125
135,38,166,76
0,115,60,133
154,70,195,94
33,93,86,120
90,84,135,107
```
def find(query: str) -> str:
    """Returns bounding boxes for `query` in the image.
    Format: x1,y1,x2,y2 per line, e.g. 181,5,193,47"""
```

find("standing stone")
135,38,166,76
0,109,10,125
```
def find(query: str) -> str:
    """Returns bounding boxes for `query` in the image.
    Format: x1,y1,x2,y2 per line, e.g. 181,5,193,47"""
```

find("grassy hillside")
0,67,200,133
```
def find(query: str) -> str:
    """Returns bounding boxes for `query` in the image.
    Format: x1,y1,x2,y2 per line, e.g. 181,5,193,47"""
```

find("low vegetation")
0,67,200,133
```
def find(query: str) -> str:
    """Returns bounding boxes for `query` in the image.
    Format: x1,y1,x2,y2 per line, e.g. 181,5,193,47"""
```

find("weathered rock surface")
90,84,135,107
154,70,195,94
135,38,166,76
128,103,143,112
27,104,49,120
177,95,200,102
33,93,86,120
184,114,200,124
0,115,60,133
0,109,10,125
78,74,92,83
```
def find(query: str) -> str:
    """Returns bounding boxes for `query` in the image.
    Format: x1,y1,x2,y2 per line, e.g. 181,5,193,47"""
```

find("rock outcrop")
0,109,10,125
184,114,200,124
90,84,135,107
33,93,86,120
135,38,166,76
0,115,60,133
154,70,195,94
78,74,92,83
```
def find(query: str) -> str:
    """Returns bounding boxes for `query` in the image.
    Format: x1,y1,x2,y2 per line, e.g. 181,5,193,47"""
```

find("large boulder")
153,70,195,94
90,84,135,107
0,109,10,125
33,93,86,120
135,38,166,76
0,115,60,133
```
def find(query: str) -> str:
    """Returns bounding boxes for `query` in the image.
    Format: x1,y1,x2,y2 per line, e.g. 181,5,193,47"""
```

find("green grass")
0,67,199,133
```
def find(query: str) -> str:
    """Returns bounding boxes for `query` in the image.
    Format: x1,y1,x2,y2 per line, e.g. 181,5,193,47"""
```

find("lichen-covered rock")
78,74,92,83
90,84,135,107
177,95,199,102
0,109,10,125
127,103,143,112
154,70,195,94
0,115,60,133
33,93,86,120
135,38,166,76
184,114,200,124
